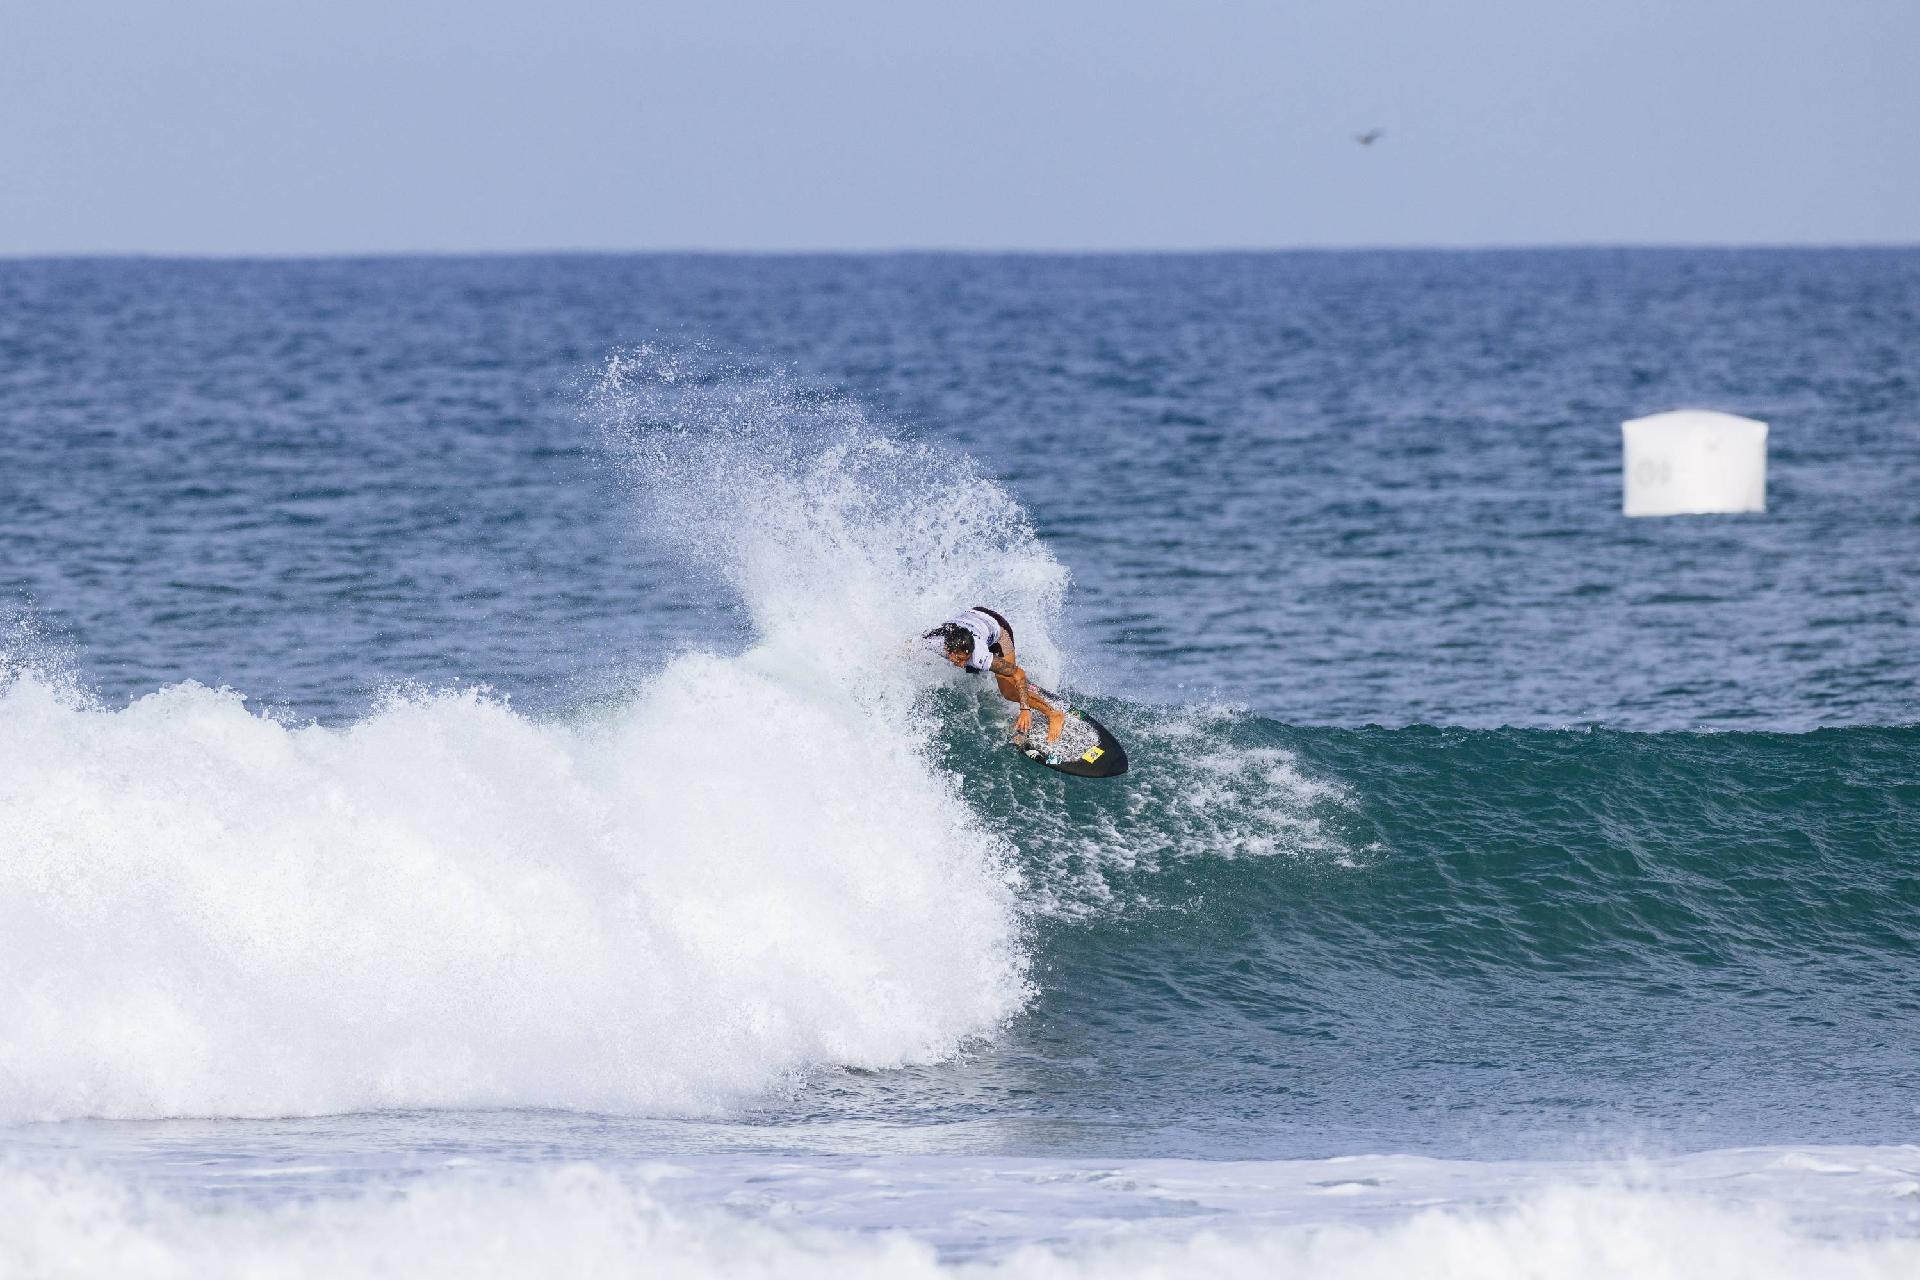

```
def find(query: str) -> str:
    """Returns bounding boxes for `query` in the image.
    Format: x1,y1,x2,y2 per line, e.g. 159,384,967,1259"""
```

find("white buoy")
1621,410,1767,517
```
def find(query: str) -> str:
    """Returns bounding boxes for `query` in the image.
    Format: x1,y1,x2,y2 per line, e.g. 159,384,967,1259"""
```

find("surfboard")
1011,696,1129,778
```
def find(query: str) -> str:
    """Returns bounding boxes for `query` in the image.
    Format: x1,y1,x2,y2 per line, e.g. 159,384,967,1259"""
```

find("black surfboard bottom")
1012,707,1129,778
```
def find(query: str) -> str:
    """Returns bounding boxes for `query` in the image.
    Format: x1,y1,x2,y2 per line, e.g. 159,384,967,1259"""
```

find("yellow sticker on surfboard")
1081,746,1105,763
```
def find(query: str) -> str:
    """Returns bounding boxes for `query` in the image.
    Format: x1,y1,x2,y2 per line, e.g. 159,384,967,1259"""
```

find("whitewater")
1,353,1053,1124
6,1145,1920,1277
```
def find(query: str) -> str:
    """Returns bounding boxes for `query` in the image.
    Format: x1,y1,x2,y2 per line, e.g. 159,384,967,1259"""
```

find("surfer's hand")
1013,709,1033,737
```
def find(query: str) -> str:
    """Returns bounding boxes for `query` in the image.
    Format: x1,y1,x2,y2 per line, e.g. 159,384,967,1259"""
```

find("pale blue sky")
3,0,1915,254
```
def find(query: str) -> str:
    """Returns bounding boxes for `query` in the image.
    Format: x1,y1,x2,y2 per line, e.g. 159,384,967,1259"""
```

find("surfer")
924,607,1067,750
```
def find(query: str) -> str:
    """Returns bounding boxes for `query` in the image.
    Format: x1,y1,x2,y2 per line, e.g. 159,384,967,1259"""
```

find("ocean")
2,250,1917,1276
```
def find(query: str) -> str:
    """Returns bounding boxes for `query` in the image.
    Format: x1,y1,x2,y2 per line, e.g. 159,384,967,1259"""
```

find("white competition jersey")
940,608,1004,673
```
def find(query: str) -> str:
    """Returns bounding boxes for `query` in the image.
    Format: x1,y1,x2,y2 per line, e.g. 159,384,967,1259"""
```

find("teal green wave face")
927,700,1920,1157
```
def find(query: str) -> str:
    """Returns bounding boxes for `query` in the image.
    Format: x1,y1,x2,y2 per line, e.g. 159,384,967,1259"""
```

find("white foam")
1002,702,1359,919
5,1155,1920,1280
0,663,1027,1124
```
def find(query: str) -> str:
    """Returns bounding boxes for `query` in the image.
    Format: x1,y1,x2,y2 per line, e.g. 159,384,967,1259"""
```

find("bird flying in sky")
1355,129,1385,146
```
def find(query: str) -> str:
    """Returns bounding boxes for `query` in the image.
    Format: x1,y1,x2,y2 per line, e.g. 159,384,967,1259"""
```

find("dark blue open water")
2,251,1917,1274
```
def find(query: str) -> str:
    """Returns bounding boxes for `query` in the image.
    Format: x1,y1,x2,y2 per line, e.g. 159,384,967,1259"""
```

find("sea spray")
938,697,1361,920
0,351,1097,1122
582,351,1356,900
586,347,1071,695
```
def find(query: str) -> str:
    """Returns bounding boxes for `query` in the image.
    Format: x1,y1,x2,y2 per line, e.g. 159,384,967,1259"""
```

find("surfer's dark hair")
940,625,974,655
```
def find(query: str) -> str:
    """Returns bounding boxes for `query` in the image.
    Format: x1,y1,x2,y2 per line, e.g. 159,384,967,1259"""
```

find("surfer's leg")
1025,688,1067,744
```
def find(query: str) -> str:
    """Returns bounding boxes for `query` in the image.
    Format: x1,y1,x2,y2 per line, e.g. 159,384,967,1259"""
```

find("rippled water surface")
5,251,1915,726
